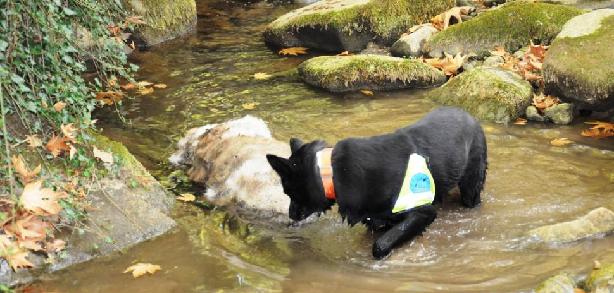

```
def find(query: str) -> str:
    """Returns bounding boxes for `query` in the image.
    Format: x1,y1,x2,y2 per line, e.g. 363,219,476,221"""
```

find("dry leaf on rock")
550,138,573,147
278,47,308,56
360,89,374,96
53,102,66,112
25,135,42,149
46,135,71,158
513,118,528,125
93,146,114,164
46,239,66,253
96,91,124,105
0,235,34,270
21,181,65,216
424,53,466,76
124,263,161,278
431,6,473,30
581,121,614,138
177,193,196,202
11,155,41,184
253,72,272,80
533,94,559,112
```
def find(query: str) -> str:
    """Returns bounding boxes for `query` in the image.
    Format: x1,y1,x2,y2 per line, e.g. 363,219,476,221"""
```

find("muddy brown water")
40,1,613,292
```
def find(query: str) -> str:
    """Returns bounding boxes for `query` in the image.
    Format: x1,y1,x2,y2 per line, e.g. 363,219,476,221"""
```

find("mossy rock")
586,263,614,292
535,273,576,293
263,0,454,52
298,54,447,92
543,9,614,111
428,66,533,123
528,207,614,243
425,2,583,57
125,0,197,47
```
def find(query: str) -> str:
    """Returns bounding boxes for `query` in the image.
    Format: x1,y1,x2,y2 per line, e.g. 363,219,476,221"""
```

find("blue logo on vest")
409,173,431,193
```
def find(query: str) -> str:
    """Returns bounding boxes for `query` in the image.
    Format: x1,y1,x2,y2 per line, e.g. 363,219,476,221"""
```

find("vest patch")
392,154,435,213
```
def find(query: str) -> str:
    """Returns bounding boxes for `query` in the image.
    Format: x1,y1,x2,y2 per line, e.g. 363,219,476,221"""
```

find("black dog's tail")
459,126,487,208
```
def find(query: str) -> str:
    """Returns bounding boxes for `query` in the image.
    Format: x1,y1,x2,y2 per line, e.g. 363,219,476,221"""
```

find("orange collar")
316,148,335,200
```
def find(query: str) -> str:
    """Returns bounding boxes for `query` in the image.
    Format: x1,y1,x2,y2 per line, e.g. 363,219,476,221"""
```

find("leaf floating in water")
513,118,528,125
137,87,154,95
253,72,272,80
136,81,154,88
360,89,374,96
550,138,573,147
96,91,124,105
177,193,196,202
581,121,614,138
278,47,308,56
242,102,259,110
123,263,161,278
153,83,167,89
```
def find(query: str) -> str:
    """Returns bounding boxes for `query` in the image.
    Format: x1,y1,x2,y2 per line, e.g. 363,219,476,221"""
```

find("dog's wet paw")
372,242,391,260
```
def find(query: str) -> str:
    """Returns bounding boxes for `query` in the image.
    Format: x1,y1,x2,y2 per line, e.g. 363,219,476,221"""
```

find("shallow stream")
42,1,613,292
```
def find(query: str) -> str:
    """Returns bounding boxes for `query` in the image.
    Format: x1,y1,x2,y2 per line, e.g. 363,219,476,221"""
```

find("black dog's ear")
266,154,293,177
289,138,304,153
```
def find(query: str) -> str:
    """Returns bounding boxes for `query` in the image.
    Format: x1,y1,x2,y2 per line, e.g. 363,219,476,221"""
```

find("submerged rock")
543,9,614,111
263,0,454,52
526,105,546,122
390,24,439,57
528,207,614,243
544,103,574,125
586,263,614,292
535,273,576,293
298,54,446,92
429,67,533,123
126,0,197,47
425,2,582,57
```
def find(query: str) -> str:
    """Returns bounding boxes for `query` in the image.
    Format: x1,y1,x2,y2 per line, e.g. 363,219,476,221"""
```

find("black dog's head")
266,138,333,222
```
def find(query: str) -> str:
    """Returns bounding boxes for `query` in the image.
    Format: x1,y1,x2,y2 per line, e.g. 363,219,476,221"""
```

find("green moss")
429,67,533,123
427,2,583,54
298,54,446,92
535,273,576,293
268,0,454,43
585,263,614,291
126,0,197,46
543,15,614,103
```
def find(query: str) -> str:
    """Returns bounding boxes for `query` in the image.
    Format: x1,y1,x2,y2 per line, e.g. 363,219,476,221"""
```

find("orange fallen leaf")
278,47,308,56
527,42,548,60
153,83,167,89
177,193,196,202
4,215,48,244
550,138,573,147
21,181,65,216
360,89,374,96
137,87,154,95
53,102,66,112
136,81,154,88
242,102,259,110
25,135,42,149
513,118,528,125
424,53,466,76
581,121,614,138
430,6,473,30
46,135,71,157
124,263,161,278
46,239,66,253
96,91,124,105
11,155,41,184
533,94,559,112
93,146,114,164
120,83,136,90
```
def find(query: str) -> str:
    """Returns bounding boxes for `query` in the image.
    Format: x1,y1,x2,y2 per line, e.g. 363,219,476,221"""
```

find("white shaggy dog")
169,116,291,217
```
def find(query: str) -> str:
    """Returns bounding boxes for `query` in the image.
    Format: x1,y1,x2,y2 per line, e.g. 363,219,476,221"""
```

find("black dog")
266,107,487,259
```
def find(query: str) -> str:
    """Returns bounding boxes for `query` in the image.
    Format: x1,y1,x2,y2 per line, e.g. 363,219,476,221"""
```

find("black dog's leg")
372,205,437,259
458,155,487,208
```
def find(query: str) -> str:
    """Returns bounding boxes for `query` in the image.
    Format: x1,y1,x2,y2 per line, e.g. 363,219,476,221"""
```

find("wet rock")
528,207,614,243
526,105,546,122
586,263,614,292
543,9,614,111
425,2,582,57
544,103,574,125
535,273,576,293
0,135,175,286
360,42,391,56
483,0,506,7
126,0,197,48
298,54,447,92
483,55,504,67
263,0,454,52
391,24,439,57
429,67,533,123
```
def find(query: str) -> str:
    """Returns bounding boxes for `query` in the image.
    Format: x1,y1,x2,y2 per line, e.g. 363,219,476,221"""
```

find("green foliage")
0,0,136,192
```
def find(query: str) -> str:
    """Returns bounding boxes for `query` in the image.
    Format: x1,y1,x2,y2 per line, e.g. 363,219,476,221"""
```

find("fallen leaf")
4,215,48,243
278,47,308,56
69,144,77,160
581,121,614,138
93,146,114,164
46,239,66,253
153,83,167,89
25,135,42,149
253,72,272,80
430,6,473,30
53,102,66,112
527,42,548,60
137,87,154,95
360,89,374,96
490,46,507,57
336,51,351,56
120,83,136,90
533,94,559,112
107,77,118,88
550,138,573,147
96,91,124,105
11,155,41,184
177,193,196,202
0,235,34,270
241,102,259,110
125,15,146,25
61,123,78,142
124,263,161,278
21,181,65,216
513,118,528,125
136,81,154,88
424,53,466,76
46,135,71,157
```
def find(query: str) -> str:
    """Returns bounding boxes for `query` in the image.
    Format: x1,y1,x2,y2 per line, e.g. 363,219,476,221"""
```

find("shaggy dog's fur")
169,116,291,217
267,107,488,258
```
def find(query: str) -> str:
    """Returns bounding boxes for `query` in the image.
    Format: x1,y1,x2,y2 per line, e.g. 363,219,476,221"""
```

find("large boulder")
126,0,197,47
429,67,533,123
528,207,614,243
425,2,583,57
298,54,447,92
543,9,614,111
391,24,439,57
535,273,576,293
263,0,454,52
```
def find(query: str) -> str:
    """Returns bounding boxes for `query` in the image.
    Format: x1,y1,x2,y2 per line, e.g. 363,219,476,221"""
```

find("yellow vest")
392,154,435,213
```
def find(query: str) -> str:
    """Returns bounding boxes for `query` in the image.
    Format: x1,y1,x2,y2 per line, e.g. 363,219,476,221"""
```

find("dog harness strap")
316,148,335,200
392,153,435,213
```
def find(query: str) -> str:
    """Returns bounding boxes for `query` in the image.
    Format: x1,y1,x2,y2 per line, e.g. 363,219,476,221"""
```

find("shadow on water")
40,0,614,292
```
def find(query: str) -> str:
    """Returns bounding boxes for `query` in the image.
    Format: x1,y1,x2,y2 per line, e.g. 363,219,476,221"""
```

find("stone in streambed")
390,24,439,57
528,207,614,243
535,273,576,293
586,263,614,292
126,0,197,47
526,105,546,122
544,103,574,125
